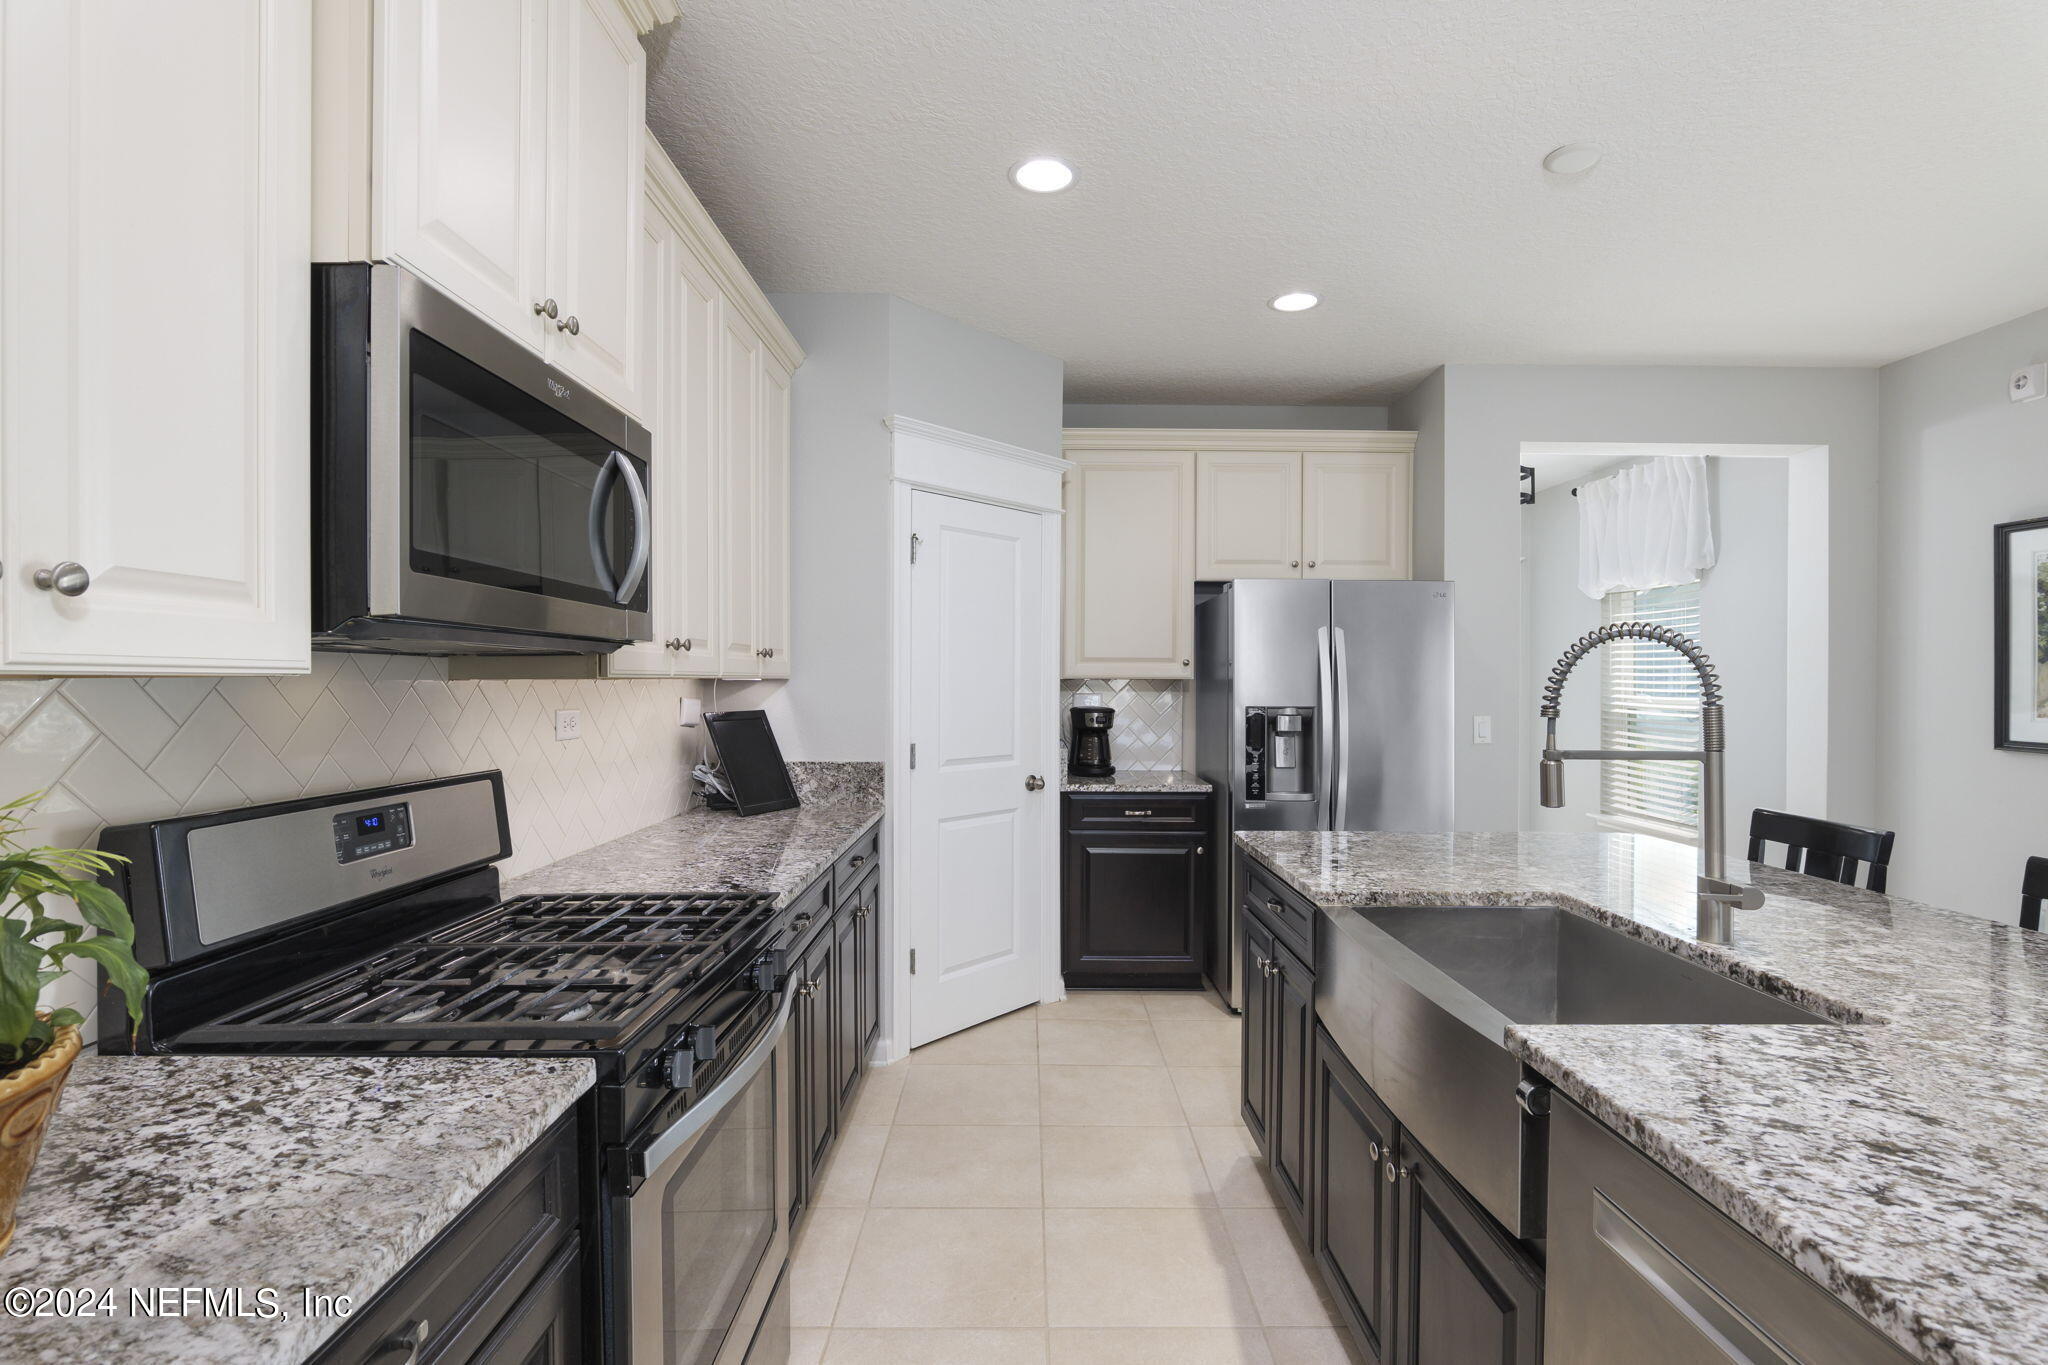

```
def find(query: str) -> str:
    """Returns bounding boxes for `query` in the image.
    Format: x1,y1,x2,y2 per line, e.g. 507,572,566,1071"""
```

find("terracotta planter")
0,1024,81,1258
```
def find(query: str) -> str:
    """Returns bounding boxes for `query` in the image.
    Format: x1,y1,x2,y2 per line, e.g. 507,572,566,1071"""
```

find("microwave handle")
587,450,651,606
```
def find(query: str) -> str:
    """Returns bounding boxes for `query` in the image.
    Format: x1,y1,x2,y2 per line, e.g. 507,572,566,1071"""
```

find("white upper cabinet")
757,352,793,679
1302,449,1412,579
1062,451,1197,679
373,0,550,350
334,0,653,416
542,0,642,403
614,139,801,683
0,0,311,675
1196,451,1303,579
717,306,765,679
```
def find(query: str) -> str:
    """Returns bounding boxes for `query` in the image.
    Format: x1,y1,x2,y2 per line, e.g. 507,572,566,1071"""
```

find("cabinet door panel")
801,932,837,1179
0,0,310,674
756,351,792,678
1314,1028,1397,1362
1061,833,1204,984
1241,914,1275,1151
1395,1137,1542,1365
375,0,549,348
1303,451,1411,580
832,903,861,1107
1196,451,1302,579
1063,451,1195,678
668,241,723,675
1270,936,1314,1233
542,0,641,414
856,871,882,1057
717,306,763,677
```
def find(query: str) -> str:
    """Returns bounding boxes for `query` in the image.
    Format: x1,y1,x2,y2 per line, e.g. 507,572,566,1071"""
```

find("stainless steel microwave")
312,263,652,654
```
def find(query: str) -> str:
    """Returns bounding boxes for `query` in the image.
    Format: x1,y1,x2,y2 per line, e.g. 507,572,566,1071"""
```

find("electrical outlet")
678,697,702,728
1473,715,1493,745
554,709,582,741
2012,363,2046,403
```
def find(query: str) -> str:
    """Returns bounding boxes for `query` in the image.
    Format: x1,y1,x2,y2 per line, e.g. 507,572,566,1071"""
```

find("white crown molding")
616,0,681,35
887,416,1071,472
1061,426,1417,455
642,131,804,372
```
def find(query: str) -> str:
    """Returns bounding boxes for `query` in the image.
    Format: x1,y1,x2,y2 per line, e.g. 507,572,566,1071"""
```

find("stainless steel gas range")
98,770,797,1365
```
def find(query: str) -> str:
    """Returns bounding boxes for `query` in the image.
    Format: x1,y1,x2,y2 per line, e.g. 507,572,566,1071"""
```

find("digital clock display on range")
332,801,413,864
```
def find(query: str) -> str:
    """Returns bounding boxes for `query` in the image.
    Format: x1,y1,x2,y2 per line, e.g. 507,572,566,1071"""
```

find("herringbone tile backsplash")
1059,678,1188,771
2,655,706,1035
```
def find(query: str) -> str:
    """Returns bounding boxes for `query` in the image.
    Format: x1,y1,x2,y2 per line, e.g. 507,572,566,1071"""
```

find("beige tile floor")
788,990,1363,1365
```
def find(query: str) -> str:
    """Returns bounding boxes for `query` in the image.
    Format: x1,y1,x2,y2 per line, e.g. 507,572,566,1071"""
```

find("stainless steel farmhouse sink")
1316,904,1836,1239
1357,906,1829,1027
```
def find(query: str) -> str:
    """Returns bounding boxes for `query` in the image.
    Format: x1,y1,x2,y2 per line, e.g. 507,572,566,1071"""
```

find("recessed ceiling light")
1270,292,1320,312
1010,157,1075,193
1542,143,1601,175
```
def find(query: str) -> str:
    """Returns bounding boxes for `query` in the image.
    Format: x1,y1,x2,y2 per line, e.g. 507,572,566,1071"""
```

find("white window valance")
1576,456,1716,600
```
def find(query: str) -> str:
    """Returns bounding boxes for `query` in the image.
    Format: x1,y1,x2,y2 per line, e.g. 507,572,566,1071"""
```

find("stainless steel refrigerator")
1194,579,1455,1008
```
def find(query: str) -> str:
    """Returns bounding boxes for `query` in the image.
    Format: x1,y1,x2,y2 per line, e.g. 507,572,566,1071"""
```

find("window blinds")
1599,581,1703,835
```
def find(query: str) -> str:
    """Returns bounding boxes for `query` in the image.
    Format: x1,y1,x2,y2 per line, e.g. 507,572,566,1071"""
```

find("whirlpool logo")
547,378,572,400
367,866,395,880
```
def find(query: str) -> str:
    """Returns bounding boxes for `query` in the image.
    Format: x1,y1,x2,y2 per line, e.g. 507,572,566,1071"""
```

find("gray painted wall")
1520,455,1790,837
1411,364,1880,832
1062,402,1390,431
892,297,1065,455
1877,304,2048,918
756,293,1063,760
1390,373,1446,580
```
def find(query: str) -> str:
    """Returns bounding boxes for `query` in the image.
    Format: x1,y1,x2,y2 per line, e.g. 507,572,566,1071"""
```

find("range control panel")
332,801,414,864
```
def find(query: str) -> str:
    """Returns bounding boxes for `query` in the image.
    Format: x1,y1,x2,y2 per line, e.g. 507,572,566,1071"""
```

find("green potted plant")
0,792,146,1256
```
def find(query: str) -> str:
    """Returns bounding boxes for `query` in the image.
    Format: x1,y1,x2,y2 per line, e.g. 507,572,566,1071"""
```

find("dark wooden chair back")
1746,809,1895,892
2022,857,2048,932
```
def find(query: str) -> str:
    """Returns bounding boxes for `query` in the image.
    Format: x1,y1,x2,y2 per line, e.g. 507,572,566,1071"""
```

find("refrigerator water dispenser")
1245,706,1315,801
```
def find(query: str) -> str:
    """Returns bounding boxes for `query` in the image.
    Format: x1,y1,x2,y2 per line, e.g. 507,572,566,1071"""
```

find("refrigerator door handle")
1316,624,1338,831
1331,625,1350,829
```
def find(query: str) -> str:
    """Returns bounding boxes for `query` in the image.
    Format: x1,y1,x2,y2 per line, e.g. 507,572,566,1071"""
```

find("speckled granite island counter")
1237,828,2048,1365
507,761,882,903
0,1054,593,1364
1060,768,1213,794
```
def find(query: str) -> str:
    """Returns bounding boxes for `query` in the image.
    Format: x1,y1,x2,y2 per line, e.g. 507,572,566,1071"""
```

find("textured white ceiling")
645,1,2048,404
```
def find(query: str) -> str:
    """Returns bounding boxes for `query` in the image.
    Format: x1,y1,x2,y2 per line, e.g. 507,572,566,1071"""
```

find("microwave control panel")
332,801,414,864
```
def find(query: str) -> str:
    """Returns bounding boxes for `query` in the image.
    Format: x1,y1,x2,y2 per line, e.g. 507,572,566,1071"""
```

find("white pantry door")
907,491,1050,1046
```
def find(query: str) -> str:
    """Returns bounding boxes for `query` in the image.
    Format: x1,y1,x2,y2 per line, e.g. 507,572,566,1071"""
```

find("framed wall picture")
1995,516,2048,752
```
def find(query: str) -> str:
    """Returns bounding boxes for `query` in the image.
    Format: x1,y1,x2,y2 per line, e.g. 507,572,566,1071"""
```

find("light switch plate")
554,709,582,741
2012,363,2046,403
1473,715,1493,745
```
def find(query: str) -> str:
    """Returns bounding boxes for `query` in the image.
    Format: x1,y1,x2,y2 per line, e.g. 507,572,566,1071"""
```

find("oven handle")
587,450,650,607
630,975,795,1182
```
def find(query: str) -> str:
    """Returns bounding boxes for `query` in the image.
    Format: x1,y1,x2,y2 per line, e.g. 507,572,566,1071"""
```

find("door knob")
1025,775,1045,791
33,562,90,596
533,298,559,318
556,314,580,335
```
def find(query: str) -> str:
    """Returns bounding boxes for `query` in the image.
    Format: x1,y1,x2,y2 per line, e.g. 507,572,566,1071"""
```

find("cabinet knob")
1290,560,1299,568
1181,658,1191,667
665,637,683,650
1308,561,1317,569
33,562,90,596
764,647,775,658
850,854,867,868
1368,1139,1381,1162
1384,1161,1398,1184
1196,845,1205,855
532,298,559,319
556,314,580,335
679,638,694,651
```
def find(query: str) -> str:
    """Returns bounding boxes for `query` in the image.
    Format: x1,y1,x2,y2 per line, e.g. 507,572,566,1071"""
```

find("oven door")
626,978,794,1365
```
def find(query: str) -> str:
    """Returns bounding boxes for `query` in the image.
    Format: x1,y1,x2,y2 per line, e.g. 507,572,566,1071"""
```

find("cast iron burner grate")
178,890,776,1044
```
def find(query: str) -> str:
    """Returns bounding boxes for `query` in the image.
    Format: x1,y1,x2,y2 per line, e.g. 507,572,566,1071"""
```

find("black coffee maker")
1068,705,1115,778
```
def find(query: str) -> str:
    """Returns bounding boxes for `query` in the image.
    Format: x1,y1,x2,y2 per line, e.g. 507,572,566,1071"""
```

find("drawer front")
833,824,881,906
313,1114,581,1364
786,871,833,955
1245,857,1316,965
1065,792,1210,833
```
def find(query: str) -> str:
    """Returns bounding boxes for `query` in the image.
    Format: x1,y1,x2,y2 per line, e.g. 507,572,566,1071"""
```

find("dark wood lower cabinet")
796,925,838,1192
1060,793,1214,987
1268,936,1313,1234
1313,1026,1397,1362
1392,1138,1543,1365
1240,913,1276,1151
790,830,886,1230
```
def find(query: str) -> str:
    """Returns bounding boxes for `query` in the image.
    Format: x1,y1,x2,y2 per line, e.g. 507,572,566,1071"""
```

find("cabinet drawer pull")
850,854,866,869
1266,899,1283,916
367,1318,428,1364
793,913,813,931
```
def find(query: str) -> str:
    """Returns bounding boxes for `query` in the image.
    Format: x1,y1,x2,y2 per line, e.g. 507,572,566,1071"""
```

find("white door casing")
905,490,1049,1046
0,0,312,675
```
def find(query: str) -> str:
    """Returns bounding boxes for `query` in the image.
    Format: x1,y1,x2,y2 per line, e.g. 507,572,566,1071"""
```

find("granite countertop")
0,1054,594,1364
1237,829,2048,1365
508,760,883,904
1061,769,1214,793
